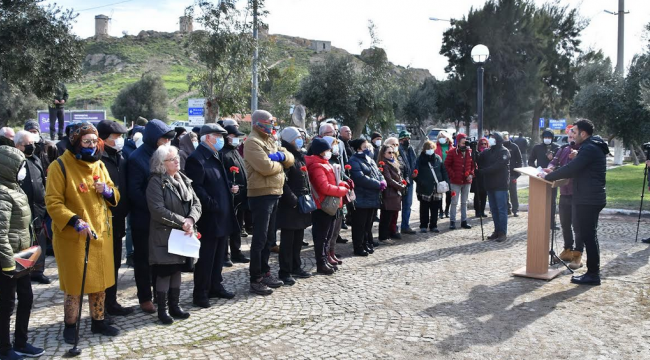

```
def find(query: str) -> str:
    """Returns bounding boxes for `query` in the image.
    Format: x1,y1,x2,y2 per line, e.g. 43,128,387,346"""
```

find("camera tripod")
635,159,648,242
549,198,574,273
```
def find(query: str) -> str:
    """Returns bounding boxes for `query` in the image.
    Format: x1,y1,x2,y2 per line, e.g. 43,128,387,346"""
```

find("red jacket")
444,147,474,185
305,155,349,209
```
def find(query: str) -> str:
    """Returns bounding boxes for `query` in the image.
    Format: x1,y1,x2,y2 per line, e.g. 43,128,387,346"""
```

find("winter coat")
414,153,449,197
127,120,171,231
185,144,239,238
503,141,523,179
477,133,510,192
146,172,202,265
380,160,405,211
34,137,57,173
244,127,295,197
514,136,528,155
444,147,474,185
50,83,69,108
0,147,32,272
178,133,195,172
101,146,129,220
20,154,46,226
221,143,248,209
348,153,384,209
45,150,120,295
57,137,70,156
122,126,144,160
276,142,313,230
305,155,348,210
548,145,575,196
545,136,609,206
398,143,417,182
435,142,450,162
528,142,559,169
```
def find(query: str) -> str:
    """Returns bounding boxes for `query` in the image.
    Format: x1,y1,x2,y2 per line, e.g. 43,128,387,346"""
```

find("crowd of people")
0,113,610,359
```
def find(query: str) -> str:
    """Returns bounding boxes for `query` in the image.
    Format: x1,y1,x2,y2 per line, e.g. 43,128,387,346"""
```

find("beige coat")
244,127,294,197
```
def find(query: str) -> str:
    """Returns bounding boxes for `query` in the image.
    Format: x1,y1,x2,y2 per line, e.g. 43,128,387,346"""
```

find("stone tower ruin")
95,14,110,39
179,16,193,33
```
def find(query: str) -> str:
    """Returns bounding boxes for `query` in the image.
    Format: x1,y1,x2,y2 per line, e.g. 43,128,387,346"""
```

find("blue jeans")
487,190,508,234
401,183,414,230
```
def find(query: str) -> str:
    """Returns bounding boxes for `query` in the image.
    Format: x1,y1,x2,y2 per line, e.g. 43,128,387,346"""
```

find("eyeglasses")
164,156,180,162
386,151,394,154
81,139,99,145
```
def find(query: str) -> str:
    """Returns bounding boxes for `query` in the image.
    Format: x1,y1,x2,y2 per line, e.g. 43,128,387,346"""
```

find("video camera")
643,142,650,158
465,136,479,149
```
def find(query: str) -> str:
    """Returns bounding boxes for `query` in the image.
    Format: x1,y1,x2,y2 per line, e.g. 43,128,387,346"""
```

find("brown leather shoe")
270,245,280,253
569,251,583,270
140,300,156,314
559,248,573,262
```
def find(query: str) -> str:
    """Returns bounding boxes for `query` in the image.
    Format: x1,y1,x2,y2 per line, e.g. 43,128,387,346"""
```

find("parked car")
554,135,569,145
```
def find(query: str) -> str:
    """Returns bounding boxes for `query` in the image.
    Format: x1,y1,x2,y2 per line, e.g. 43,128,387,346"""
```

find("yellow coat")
45,150,120,295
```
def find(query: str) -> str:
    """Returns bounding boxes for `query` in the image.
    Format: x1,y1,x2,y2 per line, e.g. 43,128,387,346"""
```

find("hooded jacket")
545,136,609,206
127,120,172,230
444,134,474,185
528,130,559,168
122,125,144,160
477,132,510,191
0,147,31,271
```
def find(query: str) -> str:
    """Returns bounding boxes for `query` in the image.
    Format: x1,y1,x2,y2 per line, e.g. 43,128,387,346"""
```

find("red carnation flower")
300,166,308,172
196,232,201,240
344,164,352,170
401,180,407,185
451,191,457,197
93,175,100,182
413,169,418,175
378,167,384,172
464,172,470,177
378,161,385,166
229,166,240,174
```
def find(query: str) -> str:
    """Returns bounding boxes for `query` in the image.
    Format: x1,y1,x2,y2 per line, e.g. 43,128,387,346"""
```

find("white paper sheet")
168,229,201,258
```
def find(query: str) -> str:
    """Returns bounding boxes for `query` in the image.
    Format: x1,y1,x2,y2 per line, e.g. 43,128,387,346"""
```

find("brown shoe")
270,245,280,253
569,251,583,270
559,248,573,262
140,300,156,314
487,232,498,240
495,232,507,242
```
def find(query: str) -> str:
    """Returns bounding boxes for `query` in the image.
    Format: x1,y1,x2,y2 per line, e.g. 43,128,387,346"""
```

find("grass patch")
517,164,647,210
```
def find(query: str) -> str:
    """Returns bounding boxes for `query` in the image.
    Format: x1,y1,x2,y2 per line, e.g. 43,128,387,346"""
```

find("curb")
517,204,650,217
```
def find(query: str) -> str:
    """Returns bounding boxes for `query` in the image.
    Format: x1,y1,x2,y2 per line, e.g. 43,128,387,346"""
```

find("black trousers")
507,179,519,214
312,209,335,265
379,209,396,240
441,191,451,215
105,218,126,309
131,227,155,304
420,199,442,230
474,189,487,216
29,223,47,277
559,195,581,251
351,208,374,251
228,207,245,257
248,195,279,282
573,204,605,274
278,228,304,277
0,273,32,354
48,107,64,138
193,235,228,300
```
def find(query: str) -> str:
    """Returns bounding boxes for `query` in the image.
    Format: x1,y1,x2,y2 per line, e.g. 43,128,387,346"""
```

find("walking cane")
635,163,648,242
68,231,97,357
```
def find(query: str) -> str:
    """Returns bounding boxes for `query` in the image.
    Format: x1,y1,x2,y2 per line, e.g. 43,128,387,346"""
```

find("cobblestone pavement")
19,203,650,359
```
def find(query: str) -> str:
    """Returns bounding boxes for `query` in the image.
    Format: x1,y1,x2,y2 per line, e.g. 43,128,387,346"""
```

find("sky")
45,0,650,79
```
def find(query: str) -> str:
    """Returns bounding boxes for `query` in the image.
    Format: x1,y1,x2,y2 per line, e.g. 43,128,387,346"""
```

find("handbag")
12,245,42,279
297,193,317,214
309,179,340,216
430,163,449,194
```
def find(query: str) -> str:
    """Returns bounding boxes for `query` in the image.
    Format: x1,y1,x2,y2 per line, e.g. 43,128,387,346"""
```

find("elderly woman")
377,145,406,243
435,131,453,219
45,122,120,344
471,138,490,218
348,138,385,256
383,137,406,239
414,141,449,233
146,146,201,324
322,135,351,267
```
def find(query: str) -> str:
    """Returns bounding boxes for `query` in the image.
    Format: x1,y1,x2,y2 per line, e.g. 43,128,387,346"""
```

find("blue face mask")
363,149,372,157
215,137,225,151
295,138,304,149
80,147,96,156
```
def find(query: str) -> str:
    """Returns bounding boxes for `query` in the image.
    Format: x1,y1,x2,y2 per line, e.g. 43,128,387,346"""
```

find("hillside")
68,31,432,121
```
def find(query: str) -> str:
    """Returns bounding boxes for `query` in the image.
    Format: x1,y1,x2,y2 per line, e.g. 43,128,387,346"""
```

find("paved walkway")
20,208,650,359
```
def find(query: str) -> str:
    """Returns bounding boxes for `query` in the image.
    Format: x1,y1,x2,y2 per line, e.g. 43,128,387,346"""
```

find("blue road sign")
539,118,545,128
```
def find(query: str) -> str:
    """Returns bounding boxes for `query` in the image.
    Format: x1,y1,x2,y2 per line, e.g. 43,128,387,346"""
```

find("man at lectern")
544,119,609,286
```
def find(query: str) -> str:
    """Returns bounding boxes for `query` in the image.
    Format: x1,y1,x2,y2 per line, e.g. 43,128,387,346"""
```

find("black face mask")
23,144,35,157
402,140,410,147
459,145,467,151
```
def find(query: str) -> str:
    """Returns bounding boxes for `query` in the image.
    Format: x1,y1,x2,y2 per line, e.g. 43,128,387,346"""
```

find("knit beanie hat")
280,127,301,143
70,122,99,146
310,137,331,155
456,133,467,144
24,120,40,134
349,138,367,151
371,131,382,141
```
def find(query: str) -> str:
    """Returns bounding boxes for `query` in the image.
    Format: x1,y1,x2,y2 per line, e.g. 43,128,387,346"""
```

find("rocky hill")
68,31,432,120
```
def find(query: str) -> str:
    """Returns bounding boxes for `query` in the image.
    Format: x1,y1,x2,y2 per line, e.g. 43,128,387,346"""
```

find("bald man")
339,126,353,158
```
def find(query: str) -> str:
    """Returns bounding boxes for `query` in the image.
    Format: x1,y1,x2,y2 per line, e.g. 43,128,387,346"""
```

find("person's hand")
537,172,546,179
547,153,554,161
645,160,650,167
93,181,106,194
54,99,60,104
339,181,350,189
182,218,195,233
74,219,94,239
542,168,552,174
231,185,239,194
346,178,355,189
379,180,387,191
569,150,578,160
60,100,65,105
467,175,473,181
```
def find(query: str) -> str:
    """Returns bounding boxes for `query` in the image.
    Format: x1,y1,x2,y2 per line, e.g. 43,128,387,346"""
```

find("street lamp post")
471,44,489,139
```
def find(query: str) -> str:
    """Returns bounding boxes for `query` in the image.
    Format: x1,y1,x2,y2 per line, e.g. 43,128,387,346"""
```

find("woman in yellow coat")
45,122,121,344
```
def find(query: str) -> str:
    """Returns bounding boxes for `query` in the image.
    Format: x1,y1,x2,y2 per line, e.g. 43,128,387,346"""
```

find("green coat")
0,146,32,271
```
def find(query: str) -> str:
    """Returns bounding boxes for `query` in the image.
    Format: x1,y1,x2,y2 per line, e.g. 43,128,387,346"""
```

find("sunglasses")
386,151,394,154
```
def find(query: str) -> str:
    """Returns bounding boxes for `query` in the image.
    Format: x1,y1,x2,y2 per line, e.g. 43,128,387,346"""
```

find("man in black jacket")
49,82,68,140
514,133,528,159
97,120,134,316
529,129,560,228
478,132,510,242
545,119,608,286
15,131,50,284
186,124,240,307
221,125,250,264
503,132,522,217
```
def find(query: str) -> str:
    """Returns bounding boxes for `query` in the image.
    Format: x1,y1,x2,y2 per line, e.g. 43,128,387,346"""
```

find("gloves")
102,184,114,198
268,151,286,162
346,178,355,189
379,180,387,191
339,181,350,189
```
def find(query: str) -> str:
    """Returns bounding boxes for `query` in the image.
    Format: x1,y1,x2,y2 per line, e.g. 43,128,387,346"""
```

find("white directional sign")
188,98,206,126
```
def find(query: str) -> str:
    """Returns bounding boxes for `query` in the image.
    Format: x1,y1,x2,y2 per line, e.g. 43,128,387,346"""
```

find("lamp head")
471,44,490,64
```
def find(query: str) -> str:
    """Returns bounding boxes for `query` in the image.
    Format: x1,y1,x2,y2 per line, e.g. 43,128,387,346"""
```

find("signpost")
188,98,206,126
539,118,545,128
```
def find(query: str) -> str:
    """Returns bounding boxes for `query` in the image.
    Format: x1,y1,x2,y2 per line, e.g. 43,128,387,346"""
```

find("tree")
260,61,301,125
0,83,45,128
185,0,267,122
111,73,169,123
0,0,84,99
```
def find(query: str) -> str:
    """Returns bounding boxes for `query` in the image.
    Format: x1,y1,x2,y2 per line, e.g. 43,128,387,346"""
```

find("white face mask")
111,137,125,151
192,141,199,149
439,138,447,144
374,140,382,147
332,144,340,155
231,137,240,146
135,138,144,148
543,138,552,145
425,149,434,156
17,166,27,181
323,151,332,160
488,138,497,146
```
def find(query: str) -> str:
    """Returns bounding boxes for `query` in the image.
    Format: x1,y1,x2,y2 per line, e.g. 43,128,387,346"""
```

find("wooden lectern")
512,166,569,280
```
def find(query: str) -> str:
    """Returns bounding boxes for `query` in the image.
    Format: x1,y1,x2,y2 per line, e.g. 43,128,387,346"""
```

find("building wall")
95,15,109,38
310,40,331,53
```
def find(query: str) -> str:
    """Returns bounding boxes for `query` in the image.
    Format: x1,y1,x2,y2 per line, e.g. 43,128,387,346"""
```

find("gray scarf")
166,173,192,202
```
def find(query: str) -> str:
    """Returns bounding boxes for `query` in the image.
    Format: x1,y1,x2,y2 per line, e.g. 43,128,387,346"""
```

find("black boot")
168,288,190,319
156,291,174,325
461,221,472,229
90,319,120,336
63,322,76,345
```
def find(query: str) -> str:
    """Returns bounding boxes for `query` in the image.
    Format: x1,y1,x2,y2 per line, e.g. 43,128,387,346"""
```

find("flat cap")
200,123,227,136
224,125,244,137
97,120,128,140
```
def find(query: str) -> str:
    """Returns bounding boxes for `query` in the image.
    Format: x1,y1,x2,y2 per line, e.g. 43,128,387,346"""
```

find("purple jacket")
549,145,573,195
